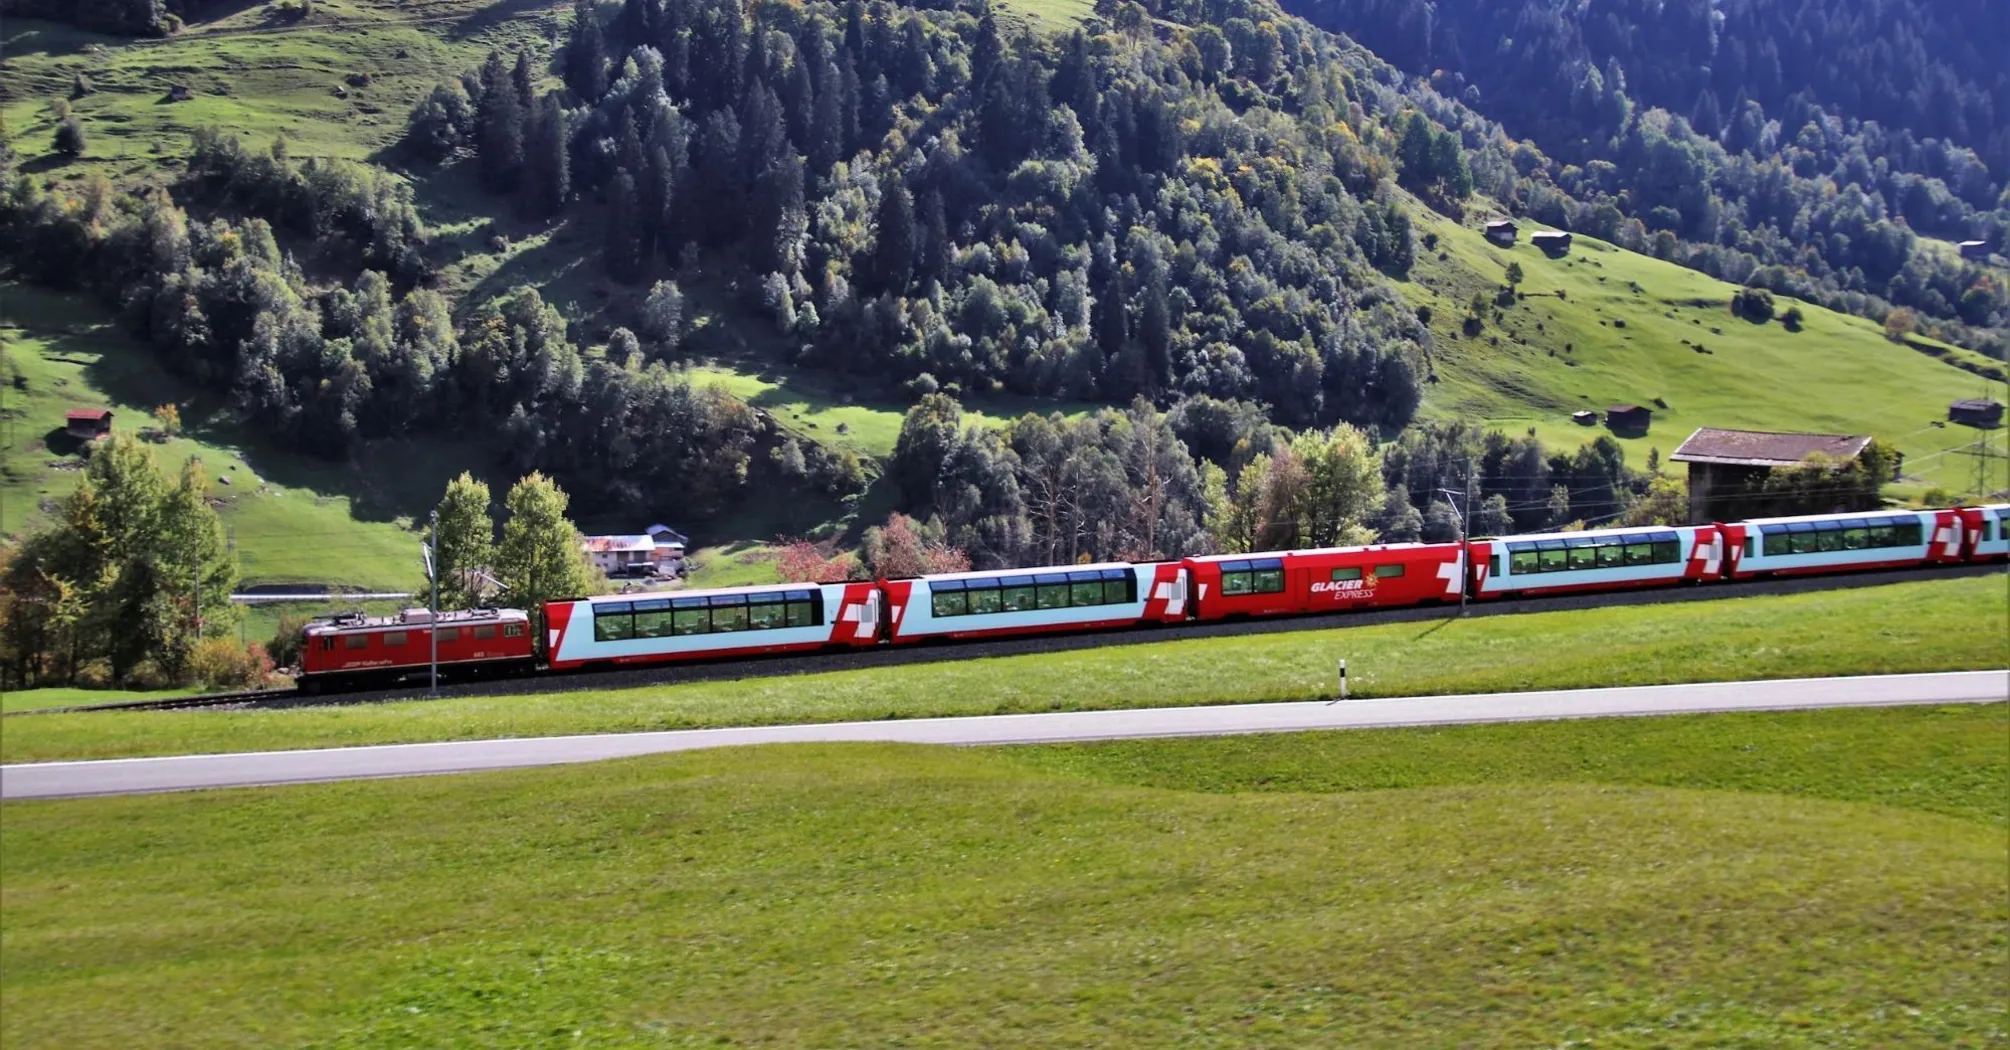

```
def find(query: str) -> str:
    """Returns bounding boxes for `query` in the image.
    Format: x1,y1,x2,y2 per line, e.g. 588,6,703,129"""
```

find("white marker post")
1337,658,1348,702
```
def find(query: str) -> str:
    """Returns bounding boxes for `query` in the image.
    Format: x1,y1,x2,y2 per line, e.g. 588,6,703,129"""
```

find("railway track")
12,562,2003,716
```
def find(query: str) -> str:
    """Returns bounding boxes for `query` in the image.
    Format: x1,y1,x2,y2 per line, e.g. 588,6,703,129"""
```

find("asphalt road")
4,670,2003,800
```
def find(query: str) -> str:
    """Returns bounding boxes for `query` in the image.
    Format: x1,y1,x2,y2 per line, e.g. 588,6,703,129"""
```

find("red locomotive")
298,607,536,691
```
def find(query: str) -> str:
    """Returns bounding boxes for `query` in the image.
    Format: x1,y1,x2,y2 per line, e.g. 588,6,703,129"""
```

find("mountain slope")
1400,208,2003,492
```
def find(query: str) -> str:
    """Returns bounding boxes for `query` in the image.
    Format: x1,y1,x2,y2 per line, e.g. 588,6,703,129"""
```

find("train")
297,503,2008,691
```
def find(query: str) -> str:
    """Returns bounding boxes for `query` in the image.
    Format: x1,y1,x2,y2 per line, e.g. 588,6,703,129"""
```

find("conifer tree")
565,0,608,102
606,169,644,282
478,51,525,192
870,181,916,294
523,94,570,218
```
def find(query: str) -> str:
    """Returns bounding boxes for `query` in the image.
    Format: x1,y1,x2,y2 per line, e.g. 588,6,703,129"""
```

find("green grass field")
1405,207,2009,495
1,702,2002,1048
4,573,2000,763
0,0,562,182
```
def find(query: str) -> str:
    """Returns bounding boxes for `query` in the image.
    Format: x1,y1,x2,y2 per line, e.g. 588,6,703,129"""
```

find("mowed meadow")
2,572,2002,763
1,702,2003,1048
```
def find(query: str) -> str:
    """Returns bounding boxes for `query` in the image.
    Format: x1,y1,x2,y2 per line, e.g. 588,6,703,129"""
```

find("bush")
1921,487,1954,507
1780,305,1804,332
267,611,311,669
1732,286,1775,322
190,638,275,688
52,114,86,158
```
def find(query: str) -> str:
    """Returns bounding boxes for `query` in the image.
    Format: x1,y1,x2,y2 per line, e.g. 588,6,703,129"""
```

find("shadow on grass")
452,0,561,40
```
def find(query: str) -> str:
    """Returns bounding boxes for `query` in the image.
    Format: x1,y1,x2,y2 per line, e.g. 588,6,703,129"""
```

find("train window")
785,599,817,628
1063,572,1098,607
1653,540,1682,564
712,603,749,632
1331,566,1363,582
1815,527,1843,552
1373,564,1406,579
1510,547,1538,575
749,600,787,630
1488,555,1500,578
1894,521,1923,546
1787,528,1816,554
633,600,672,638
1594,543,1622,568
436,628,459,643
1001,582,1038,612
931,588,968,618
1762,529,1790,557
344,634,369,649
1566,545,1597,571
1868,523,1895,547
594,608,633,642
320,637,336,650
1619,542,1648,566
475,625,497,640
968,585,1003,615
672,598,709,635
1102,568,1133,605
1251,560,1285,593
1841,527,1867,550
1538,544,1568,572
384,632,408,647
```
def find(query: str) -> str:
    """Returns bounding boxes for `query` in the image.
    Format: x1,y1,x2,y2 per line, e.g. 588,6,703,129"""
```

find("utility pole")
1438,454,1477,617
428,509,440,698
1460,455,1474,617
230,526,243,645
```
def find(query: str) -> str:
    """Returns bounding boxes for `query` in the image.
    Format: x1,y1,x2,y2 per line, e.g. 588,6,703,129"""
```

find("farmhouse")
1670,427,1876,524
1531,230,1572,255
1484,219,1518,246
1949,398,2004,428
1958,240,1990,260
582,527,689,575
64,408,113,440
1604,404,1651,433
581,535,657,574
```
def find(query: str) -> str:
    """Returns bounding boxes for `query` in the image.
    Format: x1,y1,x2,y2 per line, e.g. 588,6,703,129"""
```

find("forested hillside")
1289,0,2009,347
2,0,2003,584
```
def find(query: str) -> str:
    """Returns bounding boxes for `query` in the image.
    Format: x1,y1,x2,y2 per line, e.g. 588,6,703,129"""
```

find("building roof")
64,408,112,421
1951,398,2003,411
1485,219,1517,229
581,535,655,553
1669,427,1872,468
1531,229,1571,238
1607,403,1649,414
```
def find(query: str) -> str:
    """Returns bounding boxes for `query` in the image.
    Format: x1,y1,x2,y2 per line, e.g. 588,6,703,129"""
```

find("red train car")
881,562,1187,643
1182,543,1468,620
298,607,536,689
543,582,882,671
1960,504,2009,562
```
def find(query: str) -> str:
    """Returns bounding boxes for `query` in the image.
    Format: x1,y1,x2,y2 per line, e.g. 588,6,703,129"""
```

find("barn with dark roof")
1670,427,1878,524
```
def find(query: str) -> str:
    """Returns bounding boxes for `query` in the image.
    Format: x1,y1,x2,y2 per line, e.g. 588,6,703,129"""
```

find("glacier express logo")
1308,577,1376,598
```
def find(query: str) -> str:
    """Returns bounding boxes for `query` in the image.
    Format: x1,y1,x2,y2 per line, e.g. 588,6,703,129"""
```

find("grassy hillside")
2,704,2001,1047
1404,207,2008,494
5,572,1999,763
0,0,560,181
0,285,468,588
